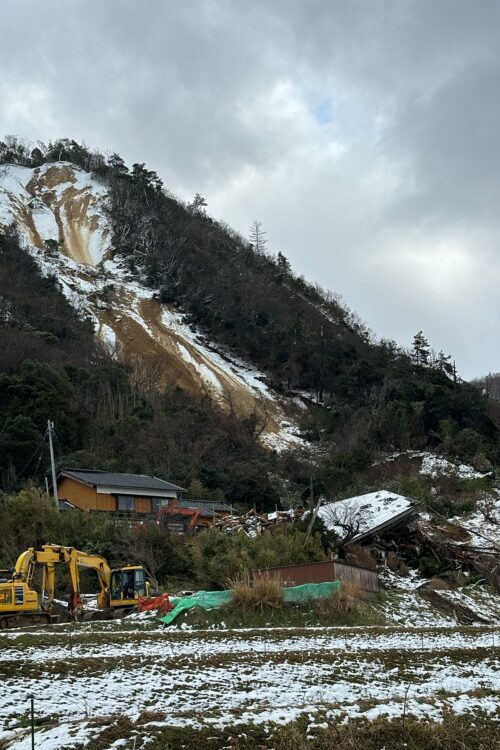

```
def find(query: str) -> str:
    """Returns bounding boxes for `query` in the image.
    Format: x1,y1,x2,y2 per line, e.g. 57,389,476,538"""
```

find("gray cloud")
1,0,499,378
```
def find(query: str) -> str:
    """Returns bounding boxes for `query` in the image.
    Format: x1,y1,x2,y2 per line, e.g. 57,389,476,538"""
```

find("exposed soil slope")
0,162,304,449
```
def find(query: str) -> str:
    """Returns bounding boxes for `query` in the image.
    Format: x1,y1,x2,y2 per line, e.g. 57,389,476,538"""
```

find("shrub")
419,556,441,578
191,528,325,589
320,580,364,617
344,545,377,570
386,551,410,575
229,574,284,612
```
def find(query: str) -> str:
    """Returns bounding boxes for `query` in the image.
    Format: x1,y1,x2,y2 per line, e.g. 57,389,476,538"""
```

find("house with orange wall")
55,467,186,515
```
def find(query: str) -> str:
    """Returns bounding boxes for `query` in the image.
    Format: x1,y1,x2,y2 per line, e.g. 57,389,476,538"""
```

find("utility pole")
304,495,323,546
47,420,59,512
319,325,325,403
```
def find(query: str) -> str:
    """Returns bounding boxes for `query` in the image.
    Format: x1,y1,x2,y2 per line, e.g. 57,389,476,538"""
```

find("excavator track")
0,612,59,629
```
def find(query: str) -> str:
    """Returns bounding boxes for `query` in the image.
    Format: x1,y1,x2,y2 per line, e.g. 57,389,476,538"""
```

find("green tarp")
160,580,341,625
282,581,341,603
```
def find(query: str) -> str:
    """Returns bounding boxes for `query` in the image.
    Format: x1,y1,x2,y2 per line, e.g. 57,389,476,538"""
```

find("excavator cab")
109,566,149,608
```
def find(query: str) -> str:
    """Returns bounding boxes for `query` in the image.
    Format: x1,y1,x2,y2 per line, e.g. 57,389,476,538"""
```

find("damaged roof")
319,490,416,544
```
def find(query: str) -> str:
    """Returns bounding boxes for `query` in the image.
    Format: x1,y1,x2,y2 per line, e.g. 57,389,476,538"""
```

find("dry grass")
344,545,377,570
317,580,364,617
229,574,284,612
270,714,500,750
386,551,410,575
83,713,500,750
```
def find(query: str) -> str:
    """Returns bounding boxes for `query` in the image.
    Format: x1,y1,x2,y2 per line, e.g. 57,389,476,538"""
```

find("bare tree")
320,501,362,545
249,220,268,254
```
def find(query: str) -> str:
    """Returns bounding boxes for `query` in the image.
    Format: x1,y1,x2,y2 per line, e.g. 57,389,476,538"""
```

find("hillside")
0,137,499,502
0,160,303,451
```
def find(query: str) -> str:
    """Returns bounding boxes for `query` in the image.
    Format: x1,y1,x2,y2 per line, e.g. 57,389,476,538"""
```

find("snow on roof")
318,490,415,542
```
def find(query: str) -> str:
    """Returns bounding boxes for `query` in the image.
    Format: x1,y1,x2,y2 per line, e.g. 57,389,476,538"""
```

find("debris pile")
214,508,305,537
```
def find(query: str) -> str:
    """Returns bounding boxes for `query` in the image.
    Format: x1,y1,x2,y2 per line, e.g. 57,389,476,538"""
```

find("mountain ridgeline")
0,136,498,503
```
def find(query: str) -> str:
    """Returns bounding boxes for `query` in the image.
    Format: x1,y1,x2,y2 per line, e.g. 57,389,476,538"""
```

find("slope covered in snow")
450,492,500,551
0,162,304,450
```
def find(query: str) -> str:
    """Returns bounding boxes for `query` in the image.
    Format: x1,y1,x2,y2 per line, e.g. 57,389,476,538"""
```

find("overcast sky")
2,0,499,379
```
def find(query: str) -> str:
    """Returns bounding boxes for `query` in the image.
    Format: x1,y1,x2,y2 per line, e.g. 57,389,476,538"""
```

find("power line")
1,431,48,493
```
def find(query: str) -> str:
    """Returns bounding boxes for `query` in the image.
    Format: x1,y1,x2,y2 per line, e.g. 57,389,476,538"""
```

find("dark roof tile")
59,468,186,493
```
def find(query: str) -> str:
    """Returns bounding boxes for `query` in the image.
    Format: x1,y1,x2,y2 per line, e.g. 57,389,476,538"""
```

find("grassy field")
0,617,498,749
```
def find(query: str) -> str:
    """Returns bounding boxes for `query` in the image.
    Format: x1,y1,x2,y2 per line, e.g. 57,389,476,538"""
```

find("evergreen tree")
434,350,453,376
188,193,208,214
412,330,430,366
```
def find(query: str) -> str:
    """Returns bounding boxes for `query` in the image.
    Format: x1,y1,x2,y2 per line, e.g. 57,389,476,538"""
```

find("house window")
151,497,169,513
117,495,134,512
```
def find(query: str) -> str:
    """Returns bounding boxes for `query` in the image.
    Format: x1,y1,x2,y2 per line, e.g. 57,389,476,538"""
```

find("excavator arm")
38,546,112,615
13,549,36,584
41,562,56,610
5,545,153,623
12,546,112,616
70,550,111,611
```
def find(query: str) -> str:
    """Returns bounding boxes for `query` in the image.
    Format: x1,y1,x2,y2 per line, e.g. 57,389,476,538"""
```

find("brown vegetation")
229,574,284,612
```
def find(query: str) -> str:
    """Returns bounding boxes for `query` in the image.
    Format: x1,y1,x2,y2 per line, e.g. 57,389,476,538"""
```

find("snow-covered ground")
0,621,498,749
450,492,500,551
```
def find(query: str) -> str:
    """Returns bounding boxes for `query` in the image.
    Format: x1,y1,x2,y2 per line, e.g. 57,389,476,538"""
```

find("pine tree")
188,193,207,214
412,330,430,366
434,350,453,376
276,251,291,274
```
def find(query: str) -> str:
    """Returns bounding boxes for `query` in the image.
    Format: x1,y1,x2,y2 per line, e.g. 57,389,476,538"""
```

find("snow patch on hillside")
0,161,306,451
450,492,500,550
177,343,224,394
375,450,491,480
0,162,111,265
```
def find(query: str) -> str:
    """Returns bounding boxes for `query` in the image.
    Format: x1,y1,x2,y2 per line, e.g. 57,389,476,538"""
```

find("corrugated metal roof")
177,499,232,517
59,468,186,493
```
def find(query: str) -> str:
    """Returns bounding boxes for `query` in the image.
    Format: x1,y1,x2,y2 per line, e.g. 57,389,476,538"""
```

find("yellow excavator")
0,544,151,629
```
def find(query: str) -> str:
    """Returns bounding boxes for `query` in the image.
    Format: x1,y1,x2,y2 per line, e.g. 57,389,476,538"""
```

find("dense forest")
0,228,289,506
1,136,499,508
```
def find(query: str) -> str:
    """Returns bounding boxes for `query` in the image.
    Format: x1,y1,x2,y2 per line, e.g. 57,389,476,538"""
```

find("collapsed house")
318,490,417,549
318,489,499,591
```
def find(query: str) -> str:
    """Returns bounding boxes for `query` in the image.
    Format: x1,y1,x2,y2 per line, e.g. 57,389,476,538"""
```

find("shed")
253,560,379,593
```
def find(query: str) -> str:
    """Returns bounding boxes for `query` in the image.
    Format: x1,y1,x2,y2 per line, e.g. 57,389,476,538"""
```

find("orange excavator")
158,504,201,531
